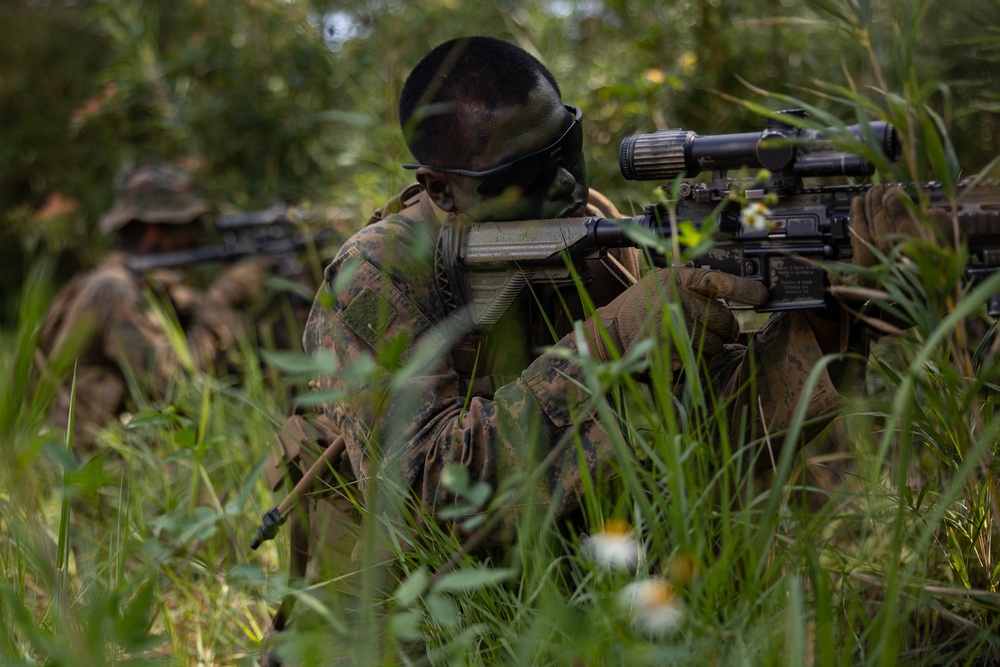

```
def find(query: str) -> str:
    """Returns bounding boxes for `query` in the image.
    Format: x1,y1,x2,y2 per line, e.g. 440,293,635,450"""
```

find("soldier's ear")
416,168,457,212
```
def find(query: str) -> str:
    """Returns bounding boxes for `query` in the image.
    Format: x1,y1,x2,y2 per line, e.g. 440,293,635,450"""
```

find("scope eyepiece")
619,129,697,181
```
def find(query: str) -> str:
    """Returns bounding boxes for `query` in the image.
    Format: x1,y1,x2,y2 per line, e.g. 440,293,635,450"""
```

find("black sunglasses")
403,105,584,197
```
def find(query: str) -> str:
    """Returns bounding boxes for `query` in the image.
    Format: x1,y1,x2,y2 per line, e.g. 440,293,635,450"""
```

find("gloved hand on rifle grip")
849,185,951,270
582,267,770,370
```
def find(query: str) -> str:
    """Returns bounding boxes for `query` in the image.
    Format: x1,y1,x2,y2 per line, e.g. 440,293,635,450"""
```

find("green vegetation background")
3,0,1000,665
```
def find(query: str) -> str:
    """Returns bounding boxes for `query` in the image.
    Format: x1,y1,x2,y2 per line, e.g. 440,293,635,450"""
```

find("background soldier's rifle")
435,110,1000,328
125,203,335,276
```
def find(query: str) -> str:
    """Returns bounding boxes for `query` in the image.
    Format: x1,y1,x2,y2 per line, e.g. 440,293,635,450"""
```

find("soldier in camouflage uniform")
39,162,269,450
266,37,916,645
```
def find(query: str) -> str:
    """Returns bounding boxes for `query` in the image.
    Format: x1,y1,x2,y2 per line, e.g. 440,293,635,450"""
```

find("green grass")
6,196,1000,667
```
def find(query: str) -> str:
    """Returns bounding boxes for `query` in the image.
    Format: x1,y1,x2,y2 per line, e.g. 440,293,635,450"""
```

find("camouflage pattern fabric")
100,162,213,233
301,186,865,541
39,252,250,449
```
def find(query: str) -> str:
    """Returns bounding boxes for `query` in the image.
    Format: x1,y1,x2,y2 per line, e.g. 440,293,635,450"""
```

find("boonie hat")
99,162,212,233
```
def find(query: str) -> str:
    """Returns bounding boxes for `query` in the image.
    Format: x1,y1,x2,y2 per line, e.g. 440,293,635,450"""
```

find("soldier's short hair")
399,36,561,169
99,162,213,234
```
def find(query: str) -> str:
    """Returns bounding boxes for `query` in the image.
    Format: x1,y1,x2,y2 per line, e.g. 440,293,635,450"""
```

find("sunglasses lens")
476,162,547,197
475,121,583,197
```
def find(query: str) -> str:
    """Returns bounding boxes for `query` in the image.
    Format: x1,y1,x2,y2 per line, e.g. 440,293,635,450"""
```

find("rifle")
125,203,335,275
436,111,1000,327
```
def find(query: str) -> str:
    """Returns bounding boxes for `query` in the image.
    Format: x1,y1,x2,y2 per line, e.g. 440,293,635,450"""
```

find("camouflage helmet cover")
99,162,213,233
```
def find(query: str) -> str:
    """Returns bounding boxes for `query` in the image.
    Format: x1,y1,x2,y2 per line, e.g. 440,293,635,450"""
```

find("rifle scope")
619,111,899,182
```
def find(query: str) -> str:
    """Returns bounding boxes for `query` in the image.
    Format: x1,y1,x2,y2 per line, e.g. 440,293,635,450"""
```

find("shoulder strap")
364,183,426,226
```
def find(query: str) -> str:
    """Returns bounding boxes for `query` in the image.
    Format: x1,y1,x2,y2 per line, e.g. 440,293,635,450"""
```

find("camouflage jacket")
39,252,250,448
302,186,864,533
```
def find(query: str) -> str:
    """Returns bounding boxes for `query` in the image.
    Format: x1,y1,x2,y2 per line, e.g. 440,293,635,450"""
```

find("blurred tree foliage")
2,0,997,325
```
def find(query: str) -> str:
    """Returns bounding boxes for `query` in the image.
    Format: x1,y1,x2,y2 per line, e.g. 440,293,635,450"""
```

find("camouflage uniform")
299,185,866,536
39,164,255,449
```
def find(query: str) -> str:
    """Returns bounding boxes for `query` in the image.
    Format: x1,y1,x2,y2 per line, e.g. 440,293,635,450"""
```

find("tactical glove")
849,185,950,269
583,267,769,370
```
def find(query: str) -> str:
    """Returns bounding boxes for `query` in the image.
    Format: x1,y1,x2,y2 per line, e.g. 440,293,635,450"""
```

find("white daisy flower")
618,576,684,639
740,201,772,231
581,520,643,573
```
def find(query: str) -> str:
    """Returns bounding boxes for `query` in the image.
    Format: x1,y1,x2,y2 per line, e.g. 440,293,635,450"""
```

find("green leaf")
394,567,429,607
264,274,317,301
341,353,379,386
465,481,492,509
177,506,221,544
390,314,470,390
389,608,424,643
430,567,518,593
425,592,461,628
376,330,412,370
117,579,157,647
440,463,470,495
460,513,488,532
331,255,362,296
226,454,268,515
920,113,953,192
126,408,185,429
262,349,336,376
293,388,349,407
900,484,914,508
925,106,959,193
226,564,269,587
173,427,197,449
